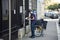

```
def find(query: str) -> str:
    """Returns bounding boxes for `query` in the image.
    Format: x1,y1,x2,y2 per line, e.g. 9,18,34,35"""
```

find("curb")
56,21,60,40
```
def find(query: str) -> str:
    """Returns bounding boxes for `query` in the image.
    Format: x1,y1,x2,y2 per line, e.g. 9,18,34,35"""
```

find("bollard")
18,28,25,40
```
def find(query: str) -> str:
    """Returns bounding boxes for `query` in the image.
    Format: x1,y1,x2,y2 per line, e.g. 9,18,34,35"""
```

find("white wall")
37,0,44,20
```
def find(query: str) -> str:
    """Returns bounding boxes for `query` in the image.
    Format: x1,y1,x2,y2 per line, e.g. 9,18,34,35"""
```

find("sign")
20,6,23,13
14,9,16,14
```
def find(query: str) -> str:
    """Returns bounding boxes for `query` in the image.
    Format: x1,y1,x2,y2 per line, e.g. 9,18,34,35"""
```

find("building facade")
37,0,45,19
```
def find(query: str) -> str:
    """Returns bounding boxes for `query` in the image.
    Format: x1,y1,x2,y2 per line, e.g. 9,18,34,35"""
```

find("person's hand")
31,17,34,20
25,17,28,19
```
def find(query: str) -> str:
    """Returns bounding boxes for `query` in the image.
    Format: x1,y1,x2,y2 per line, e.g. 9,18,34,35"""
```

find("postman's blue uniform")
31,13,36,37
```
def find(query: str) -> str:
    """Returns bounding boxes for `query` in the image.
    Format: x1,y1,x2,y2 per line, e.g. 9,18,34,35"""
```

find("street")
22,21,58,40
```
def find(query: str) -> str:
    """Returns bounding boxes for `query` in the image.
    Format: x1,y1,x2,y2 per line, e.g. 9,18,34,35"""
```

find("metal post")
23,0,25,29
29,0,32,28
29,12,31,28
9,0,11,40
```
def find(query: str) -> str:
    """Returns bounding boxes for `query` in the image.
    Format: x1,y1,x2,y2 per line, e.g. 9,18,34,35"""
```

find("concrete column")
37,0,45,20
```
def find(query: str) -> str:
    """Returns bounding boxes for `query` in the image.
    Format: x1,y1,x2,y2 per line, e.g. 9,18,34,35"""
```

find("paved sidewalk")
56,21,60,40
22,21,58,40
44,19,59,21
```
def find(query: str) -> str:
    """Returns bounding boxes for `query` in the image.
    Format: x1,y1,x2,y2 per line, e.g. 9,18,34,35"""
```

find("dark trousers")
31,21,36,36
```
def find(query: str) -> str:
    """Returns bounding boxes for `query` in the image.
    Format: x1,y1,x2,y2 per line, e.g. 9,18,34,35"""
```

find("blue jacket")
31,13,36,24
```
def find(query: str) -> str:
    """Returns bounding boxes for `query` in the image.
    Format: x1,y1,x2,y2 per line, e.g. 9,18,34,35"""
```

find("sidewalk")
22,21,58,40
56,21,60,40
44,19,59,21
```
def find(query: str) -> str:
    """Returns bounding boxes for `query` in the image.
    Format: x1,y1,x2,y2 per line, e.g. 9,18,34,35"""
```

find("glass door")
11,0,23,40
2,0,9,40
